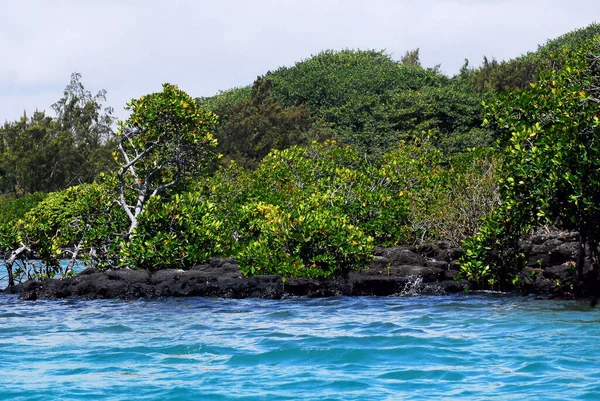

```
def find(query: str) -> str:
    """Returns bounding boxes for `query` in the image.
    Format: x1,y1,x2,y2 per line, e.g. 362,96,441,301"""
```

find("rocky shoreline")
3,231,592,300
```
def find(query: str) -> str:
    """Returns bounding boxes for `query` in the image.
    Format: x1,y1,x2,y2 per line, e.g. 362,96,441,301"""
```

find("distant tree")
0,73,115,196
0,111,57,195
401,48,421,67
51,72,116,186
216,77,320,169
196,85,251,125
471,55,541,93
472,23,600,93
265,49,484,156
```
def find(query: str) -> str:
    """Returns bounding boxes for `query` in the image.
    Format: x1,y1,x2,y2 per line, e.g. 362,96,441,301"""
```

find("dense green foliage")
461,37,600,290
200,24,600,172
389,145,500,247
200,49,488,166
116,139,497,277
197,85,252,124
267,49,483,147
0,193,47,225
214,78,322,169
0,73,115,196
116,83,219,235
120,193,228,271
0,179,126,282
472,23,600,93
1,135,498,283
4,24,600,291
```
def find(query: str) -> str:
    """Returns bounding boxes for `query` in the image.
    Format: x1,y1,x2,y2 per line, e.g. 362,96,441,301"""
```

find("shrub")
236,200,373,278
0,193,47,225
121,193,231,271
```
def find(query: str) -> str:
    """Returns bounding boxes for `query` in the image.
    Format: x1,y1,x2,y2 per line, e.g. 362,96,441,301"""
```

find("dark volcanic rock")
548,243,579,266
7,231,595,300
11,255,468,300
527,239,563,267
543,264,576,282
517,267,556,294
379,247,426,266
18,269,153,300
524,232,581,268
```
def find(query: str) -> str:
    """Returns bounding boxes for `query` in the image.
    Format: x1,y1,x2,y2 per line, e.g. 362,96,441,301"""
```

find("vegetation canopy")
116,83,219,236
461,37,600,292
2,24,600,295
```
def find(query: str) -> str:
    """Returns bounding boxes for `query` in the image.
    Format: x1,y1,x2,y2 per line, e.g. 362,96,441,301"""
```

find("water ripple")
0,293,599,400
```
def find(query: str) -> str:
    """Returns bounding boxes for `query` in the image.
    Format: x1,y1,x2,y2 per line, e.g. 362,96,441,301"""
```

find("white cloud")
0,0,597,122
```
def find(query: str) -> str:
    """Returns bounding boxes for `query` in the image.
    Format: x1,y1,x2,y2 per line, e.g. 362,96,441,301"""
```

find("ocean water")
0,294,599,401
0,260,85,288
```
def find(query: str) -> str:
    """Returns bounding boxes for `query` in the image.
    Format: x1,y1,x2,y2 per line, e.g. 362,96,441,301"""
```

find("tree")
0,111,57,195
51,72,116,186
216,77,319,169
472,38,600,289
116,84,219,236
265,49,484,156
472,23,600,93
0,73,115,196
401,48,421,67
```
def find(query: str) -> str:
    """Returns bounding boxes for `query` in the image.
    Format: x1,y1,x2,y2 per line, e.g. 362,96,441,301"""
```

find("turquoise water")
0,294,599,400
0,260,84,288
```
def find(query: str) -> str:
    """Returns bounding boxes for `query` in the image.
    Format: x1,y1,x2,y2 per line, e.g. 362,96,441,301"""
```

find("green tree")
51,72,116,186
196,85,251,124
0,193,47,226
0,179,125,286
401,48,421,67
0,111,57,195
116,84,219,236
198,49,487,160
472,23,600,93
266,49,484,156
120,192,230,270
463,38,600,290
0,73,115,196
215,77,320,169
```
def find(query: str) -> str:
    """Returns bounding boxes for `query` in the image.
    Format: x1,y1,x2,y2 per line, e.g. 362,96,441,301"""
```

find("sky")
0,0,597,123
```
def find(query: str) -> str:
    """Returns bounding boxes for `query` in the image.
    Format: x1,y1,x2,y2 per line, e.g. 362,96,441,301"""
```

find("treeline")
2,23,600,293
199,23,600,168
0,135,498,285
199,48,487,168
472,23,600,92
3,23,598,196
0,73,116,196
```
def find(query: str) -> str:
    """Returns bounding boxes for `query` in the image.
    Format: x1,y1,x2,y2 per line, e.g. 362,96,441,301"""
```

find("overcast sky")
0,0,597,123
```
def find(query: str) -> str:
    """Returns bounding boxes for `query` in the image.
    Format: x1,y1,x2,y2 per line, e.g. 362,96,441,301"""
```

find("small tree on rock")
117,84,219,237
